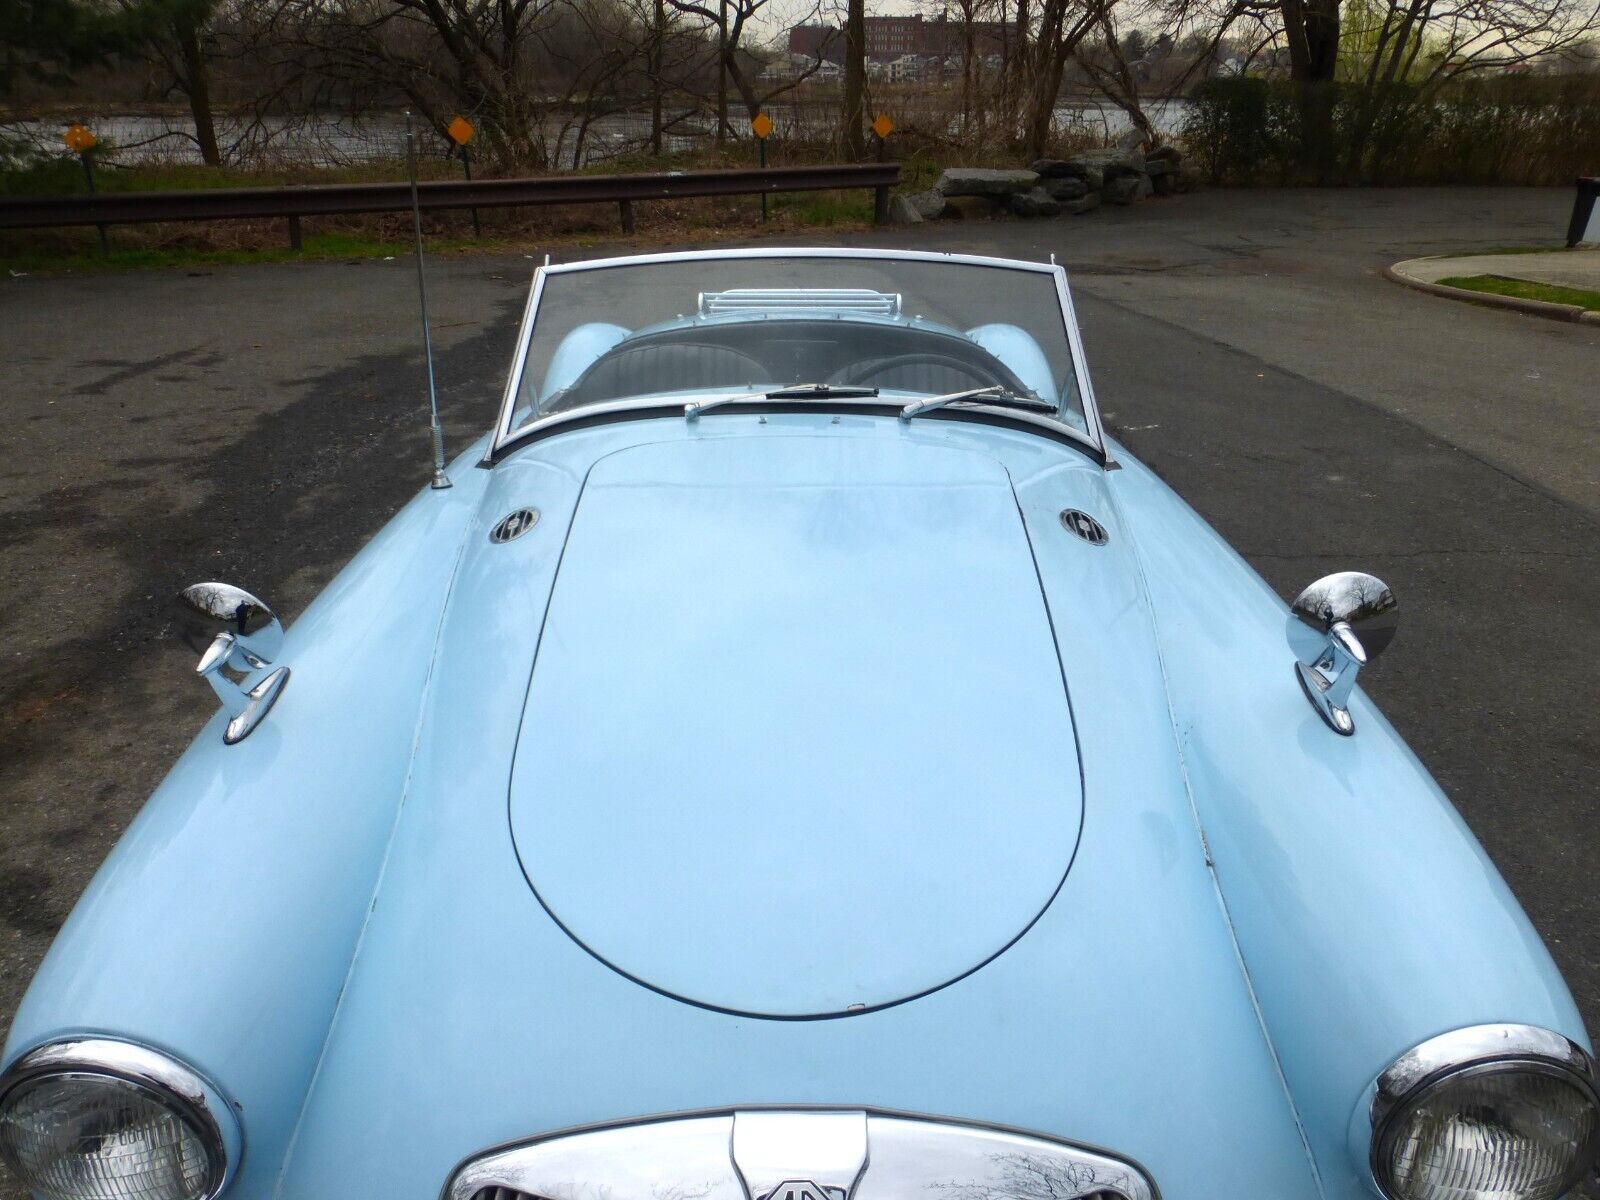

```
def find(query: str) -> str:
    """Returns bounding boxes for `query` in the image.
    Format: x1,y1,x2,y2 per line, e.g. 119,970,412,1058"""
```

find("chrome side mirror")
1288,571,1397,736
177,582,291,744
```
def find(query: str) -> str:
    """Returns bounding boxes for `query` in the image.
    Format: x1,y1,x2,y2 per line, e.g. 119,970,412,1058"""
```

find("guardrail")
1566,176,1598,248
0,162,901,243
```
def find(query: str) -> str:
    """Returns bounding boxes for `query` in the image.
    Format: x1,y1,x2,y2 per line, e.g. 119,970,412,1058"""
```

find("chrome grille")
448,1109,1154,1200
471,1188,1134,1200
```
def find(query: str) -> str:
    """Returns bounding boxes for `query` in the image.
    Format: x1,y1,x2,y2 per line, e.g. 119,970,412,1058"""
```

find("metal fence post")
1566,177,1597,248
80,152,109,254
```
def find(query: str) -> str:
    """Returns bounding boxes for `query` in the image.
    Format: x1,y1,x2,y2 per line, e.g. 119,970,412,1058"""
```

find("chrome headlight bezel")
0,1038,237,1200
1368,1023,1600,1200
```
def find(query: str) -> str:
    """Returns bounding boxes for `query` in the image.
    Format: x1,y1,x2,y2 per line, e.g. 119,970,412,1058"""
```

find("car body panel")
510,434,1084,1018
266,413,1317,1200
0,456,489,1197
3,251,1591,1200
1106,452,1589,1195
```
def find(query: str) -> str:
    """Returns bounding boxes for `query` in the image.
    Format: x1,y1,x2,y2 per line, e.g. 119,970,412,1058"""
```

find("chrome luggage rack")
697,289,902,317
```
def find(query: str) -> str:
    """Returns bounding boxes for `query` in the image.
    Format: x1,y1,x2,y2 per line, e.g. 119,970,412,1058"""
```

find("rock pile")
892,146,1199,223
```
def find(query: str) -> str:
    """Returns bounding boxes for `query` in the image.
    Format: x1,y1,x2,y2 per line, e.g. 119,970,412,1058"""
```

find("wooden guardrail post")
619,199,636,234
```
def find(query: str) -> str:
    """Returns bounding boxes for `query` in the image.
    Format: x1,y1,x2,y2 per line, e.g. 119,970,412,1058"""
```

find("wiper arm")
899,386,1057,421
685,383,880,420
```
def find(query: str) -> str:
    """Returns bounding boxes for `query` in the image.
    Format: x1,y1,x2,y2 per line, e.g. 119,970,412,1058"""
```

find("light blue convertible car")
2,249,1595,1200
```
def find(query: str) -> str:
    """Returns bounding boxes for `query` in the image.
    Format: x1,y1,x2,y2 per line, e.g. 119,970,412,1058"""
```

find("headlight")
0,1039,232,1200
1370,1024,1600,1200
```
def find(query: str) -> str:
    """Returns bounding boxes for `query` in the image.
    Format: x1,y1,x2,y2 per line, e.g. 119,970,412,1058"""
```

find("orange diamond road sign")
446,116,475,146
63,123,96,153
871,114,894,139
750,112,774,139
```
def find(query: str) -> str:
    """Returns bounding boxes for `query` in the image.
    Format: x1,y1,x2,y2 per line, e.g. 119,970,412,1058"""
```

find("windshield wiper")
763,383,880,400
685,383,880,420
898,386,1057,421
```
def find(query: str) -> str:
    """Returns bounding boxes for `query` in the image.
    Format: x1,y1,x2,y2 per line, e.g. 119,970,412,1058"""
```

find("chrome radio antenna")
406,111,451,490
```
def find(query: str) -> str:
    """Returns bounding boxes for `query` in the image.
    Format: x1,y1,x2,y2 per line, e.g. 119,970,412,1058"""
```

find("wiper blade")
685,383,880,421
763,383,880,400
898,386,1057,421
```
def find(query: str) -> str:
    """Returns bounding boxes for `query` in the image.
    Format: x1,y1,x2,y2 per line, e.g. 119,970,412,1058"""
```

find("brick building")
788,13,1016,66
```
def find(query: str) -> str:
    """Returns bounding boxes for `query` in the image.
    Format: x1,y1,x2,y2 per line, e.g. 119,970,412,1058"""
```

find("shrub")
1180,73,1600,186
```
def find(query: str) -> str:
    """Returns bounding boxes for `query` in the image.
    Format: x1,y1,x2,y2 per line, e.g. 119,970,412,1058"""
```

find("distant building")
887,54,925,81
787,23,845,65
787,12,1016,67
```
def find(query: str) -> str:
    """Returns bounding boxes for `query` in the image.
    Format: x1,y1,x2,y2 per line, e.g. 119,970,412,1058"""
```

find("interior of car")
548,319,1032,411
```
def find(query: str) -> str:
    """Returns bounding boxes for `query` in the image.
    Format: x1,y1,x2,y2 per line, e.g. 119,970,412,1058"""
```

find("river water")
3,99,1188,168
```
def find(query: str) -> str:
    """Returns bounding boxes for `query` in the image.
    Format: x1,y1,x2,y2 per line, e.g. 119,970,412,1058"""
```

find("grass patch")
1437,273,1600,311
771,190,873,226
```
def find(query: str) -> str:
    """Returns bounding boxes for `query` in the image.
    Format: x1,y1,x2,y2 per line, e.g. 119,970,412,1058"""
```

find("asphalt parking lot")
0,186,1596,1196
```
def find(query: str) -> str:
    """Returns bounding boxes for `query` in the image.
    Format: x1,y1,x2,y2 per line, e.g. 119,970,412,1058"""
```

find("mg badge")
762,1182,845,1200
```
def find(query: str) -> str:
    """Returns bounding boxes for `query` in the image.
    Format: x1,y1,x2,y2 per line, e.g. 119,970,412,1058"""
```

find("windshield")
502,253,1090,438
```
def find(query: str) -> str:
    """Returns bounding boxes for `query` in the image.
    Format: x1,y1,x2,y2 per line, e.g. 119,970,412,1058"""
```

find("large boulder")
942,194,1002,219
1069,147,1147,181
1064,192,1101,216
1144,156,1176,197
1006,186,1064,217
905,188,949,219
1043,176,1089,201
1029,158,1078,179
887,194,923,225
1104,173,1154,205
936,167,1039,197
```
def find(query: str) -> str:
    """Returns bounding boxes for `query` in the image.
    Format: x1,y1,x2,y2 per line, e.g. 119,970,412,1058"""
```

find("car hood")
276,416,1316,1199
508,436,1084,1018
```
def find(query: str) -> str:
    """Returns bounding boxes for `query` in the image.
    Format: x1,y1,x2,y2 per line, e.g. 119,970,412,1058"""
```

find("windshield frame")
485,247,1108,464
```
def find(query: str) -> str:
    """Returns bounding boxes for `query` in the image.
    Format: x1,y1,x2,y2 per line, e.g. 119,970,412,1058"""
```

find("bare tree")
841,0,863,154
113,0,225,163
1012,0,1115,155
664,0,826,132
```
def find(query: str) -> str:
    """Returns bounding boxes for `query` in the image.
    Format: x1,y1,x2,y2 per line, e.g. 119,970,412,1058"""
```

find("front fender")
2,447,490,1198
1108,445,1587,1200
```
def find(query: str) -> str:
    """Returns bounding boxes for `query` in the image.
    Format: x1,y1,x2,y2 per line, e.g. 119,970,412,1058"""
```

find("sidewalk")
1389,248,1600,322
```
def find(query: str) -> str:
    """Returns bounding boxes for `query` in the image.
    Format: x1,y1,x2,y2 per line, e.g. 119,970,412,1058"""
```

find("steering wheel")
832,353,1005,393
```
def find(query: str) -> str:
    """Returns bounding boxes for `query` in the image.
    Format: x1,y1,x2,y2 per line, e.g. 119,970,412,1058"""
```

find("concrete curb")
1386,258,1598,324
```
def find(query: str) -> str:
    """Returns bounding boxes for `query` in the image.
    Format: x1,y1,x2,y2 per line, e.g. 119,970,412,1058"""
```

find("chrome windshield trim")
487,395,1107,464
443,1106,1158,1200
539,246,1066,276
0,1037,238,1199
483,248,1108,467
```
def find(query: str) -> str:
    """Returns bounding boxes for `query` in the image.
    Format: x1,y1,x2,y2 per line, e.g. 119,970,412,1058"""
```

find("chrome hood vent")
448,1109,1155,1200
